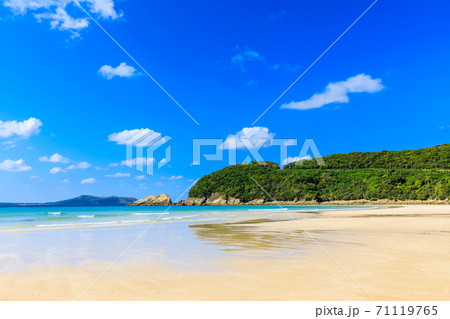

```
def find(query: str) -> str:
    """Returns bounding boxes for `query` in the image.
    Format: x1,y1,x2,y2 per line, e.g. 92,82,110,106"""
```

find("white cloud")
49,167,65,174
0,118,42,139
81,177,96,184
162,175,183,180
0,159,32,172
99,62,137,79
66,162,91,170
4,0,120,18
271,63,301,73
135,175,146,180
190,161,199,166
121,157,155,166
62,179,70,183
281,74,384,110
86,0,121,19
231,49,264,72
231,49,263,65
35,7,89,33
3,0,56,13
3,0,121,36
220,126,275,150
281,156,312,166
30,175,40,179
108,128,168,147
105,172,130,178
108,162,119,167
39,153,70,163
2,141,16,150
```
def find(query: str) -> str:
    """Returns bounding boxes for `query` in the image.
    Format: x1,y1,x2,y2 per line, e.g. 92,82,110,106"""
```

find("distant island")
131,144,450,206
0,195,137,207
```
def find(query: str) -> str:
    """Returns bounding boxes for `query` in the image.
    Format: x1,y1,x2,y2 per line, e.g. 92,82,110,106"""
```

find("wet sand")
0,205,449,300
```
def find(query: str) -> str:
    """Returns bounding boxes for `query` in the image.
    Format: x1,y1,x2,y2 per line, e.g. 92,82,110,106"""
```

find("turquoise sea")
0,205,375,272
0,205,369,230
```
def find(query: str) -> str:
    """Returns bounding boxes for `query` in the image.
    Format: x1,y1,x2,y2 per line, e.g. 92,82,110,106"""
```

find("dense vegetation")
189,145,450,202
285,144,450,170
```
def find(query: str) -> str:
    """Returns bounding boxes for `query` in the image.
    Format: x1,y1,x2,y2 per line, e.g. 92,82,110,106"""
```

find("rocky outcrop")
205,193,227,205
246,198,265,205
129,194,172,206
128,193,450,207
227,197,241,205
178,197,206,206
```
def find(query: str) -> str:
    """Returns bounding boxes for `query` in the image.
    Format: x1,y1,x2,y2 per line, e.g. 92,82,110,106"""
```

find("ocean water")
0,205,375,271
0,205,368,230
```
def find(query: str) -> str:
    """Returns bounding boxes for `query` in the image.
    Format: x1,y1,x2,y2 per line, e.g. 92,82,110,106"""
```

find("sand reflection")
190,215,357,255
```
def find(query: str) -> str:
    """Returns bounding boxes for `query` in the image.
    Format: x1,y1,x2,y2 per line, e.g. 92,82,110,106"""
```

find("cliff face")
178,194,256,206
177,197,206,206
130,194,450,207
129,194,172,206
205,193,227,205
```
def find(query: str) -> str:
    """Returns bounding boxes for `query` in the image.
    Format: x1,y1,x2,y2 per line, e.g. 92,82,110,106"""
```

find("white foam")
132,212,168,216
37,221,119,228
77,215,95,218
120,219,152,223
248,208,285,212
162,214,201,220
48,212,61,215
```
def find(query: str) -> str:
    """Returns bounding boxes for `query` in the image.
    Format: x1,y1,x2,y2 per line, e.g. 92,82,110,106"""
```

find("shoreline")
2,199,448,208
0,204,379,233
130,192,450,207
138,196,450,206
188,199,450,206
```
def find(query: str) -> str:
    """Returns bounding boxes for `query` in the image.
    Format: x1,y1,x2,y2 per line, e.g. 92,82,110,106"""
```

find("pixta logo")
192,138,325,166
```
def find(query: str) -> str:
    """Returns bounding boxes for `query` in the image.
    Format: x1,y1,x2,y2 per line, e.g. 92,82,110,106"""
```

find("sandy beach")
0,205,449,301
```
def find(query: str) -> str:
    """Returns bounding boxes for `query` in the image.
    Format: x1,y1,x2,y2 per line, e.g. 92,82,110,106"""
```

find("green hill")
188,144,450,202
285,144,450,170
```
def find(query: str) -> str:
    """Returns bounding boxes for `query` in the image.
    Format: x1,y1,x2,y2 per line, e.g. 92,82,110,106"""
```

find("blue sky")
0,0,449,202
